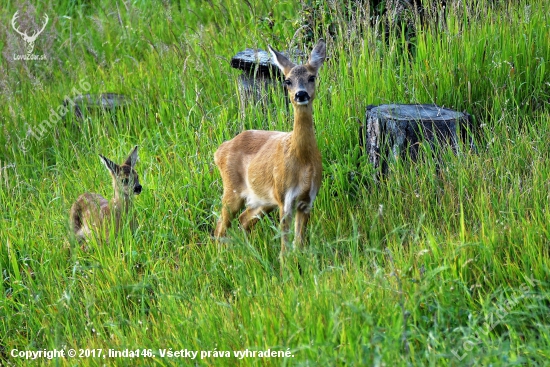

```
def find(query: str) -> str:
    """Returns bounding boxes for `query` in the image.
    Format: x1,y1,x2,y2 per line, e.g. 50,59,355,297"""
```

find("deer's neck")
111,183,132,216
290,104,318,160
112,195,132,210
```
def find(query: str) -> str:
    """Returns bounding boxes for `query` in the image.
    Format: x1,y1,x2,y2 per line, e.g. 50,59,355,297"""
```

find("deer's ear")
100,154,118,175
268,45,295,76
124,146,139,168
308,39,326,72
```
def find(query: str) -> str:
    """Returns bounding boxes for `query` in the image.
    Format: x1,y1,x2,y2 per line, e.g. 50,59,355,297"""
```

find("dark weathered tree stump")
64,93,129,120
231,48,304,116
360,104,473,174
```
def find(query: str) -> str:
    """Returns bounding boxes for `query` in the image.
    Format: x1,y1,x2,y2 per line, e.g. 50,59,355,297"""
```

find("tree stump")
230,48,304,116
64,93,129,120
360,104,474,174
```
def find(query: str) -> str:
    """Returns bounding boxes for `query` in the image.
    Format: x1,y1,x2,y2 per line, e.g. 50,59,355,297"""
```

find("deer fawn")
214,39,326,251
70,146,142,243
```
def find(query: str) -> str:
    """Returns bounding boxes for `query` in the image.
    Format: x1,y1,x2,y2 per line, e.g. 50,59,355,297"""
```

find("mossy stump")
361,104,474,174
64,93,130,120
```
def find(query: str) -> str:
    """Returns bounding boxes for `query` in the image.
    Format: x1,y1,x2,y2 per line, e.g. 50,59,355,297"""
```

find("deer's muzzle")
294,91,310,105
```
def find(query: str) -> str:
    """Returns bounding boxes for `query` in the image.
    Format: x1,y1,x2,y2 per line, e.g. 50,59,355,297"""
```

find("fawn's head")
100,146,142,198
268,40,326,108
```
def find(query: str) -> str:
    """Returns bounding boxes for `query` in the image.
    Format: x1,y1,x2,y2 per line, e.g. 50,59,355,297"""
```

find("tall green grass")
1,0,549,365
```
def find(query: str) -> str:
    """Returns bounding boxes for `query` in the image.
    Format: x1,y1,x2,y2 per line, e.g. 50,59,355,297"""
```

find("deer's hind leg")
214,187,245,238
294,209,310,248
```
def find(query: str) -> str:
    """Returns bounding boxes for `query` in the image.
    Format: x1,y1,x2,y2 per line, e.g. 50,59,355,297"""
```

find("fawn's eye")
308,75,316,83
283,79,292,87
121,178,129,185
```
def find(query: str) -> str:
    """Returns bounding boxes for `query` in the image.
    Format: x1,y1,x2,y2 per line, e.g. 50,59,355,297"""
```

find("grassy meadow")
1,0,550,365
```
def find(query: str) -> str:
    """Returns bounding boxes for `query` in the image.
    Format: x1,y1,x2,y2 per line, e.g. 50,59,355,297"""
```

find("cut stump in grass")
360,104,474,175
64,93,130,120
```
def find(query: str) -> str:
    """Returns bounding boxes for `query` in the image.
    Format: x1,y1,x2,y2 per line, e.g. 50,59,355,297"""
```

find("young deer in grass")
214,40,326,251
70,146,142,243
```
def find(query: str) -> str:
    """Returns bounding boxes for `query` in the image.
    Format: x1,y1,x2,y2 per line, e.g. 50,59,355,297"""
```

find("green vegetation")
1,0,549,365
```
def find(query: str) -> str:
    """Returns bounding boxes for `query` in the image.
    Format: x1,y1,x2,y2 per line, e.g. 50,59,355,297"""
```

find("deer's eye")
121,178,129,185
283,79,292,87
308,75,316,83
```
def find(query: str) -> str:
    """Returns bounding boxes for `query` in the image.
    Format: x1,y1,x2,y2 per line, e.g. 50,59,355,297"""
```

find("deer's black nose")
134,185,142,194
294,91,310,104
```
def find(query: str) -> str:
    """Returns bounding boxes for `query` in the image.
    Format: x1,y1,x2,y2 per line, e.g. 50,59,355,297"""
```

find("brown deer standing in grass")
70,146,142,243
214,40,326,252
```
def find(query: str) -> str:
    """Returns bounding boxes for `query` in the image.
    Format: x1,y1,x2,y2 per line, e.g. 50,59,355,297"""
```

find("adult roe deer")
214,40,326,252
70,146,142,243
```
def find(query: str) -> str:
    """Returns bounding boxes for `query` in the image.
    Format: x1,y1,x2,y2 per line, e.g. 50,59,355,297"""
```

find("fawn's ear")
308,39,326,72
100,154,118,176
124,146,139,168
268,45,295,76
